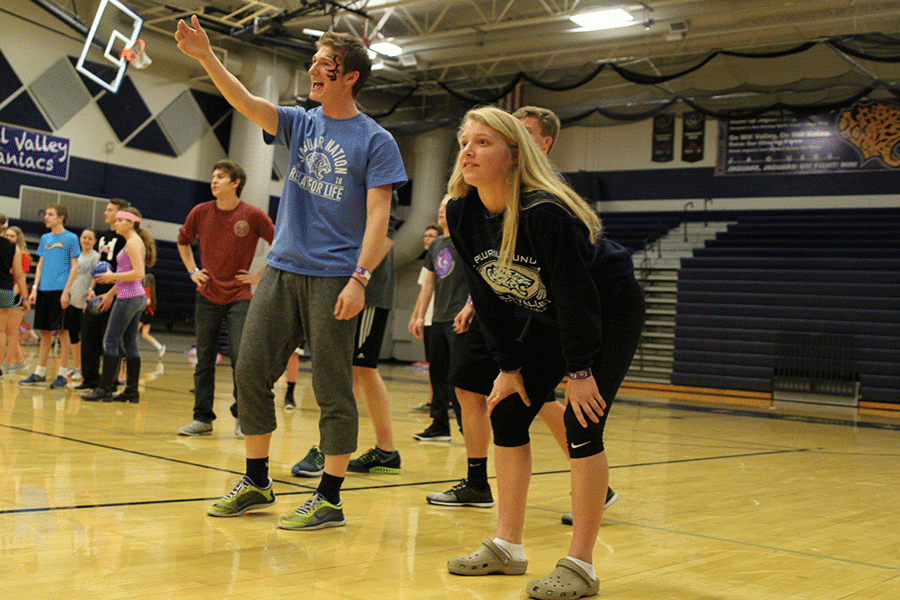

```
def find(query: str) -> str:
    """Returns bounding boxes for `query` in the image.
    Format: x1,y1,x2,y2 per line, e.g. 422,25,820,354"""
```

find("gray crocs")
448,538,528,575
526,558,600,599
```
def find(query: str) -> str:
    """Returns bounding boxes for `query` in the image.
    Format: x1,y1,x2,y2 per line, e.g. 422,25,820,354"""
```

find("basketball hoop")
121,39,152,69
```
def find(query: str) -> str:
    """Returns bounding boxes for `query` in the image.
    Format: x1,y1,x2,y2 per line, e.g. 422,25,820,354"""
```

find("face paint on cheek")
324,53,341,81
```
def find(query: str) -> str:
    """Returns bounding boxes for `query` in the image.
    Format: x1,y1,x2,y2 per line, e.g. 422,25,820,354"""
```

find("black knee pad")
490,394,542,447
564,402,608,458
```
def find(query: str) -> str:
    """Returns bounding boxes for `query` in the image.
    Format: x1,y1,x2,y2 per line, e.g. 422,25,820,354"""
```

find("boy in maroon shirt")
177,160,275,436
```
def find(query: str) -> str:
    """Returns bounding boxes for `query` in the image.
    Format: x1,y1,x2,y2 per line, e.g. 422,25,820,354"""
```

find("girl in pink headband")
82,207,157,403
116,210,141,224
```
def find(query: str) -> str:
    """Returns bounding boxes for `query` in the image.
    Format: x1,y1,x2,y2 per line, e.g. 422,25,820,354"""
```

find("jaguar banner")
715,100,900,176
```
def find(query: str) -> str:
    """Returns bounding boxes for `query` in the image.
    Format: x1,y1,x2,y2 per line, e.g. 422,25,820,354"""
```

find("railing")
682,201,694,241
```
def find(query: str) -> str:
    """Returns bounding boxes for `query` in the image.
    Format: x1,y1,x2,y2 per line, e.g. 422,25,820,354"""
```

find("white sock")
565,556,596,580
35,365,46,377
153,341,163,350
493,538,525,562
57,367,69,377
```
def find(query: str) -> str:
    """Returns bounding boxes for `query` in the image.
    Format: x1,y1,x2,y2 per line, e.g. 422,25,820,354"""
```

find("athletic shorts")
447,313,498,396
353,306,389,369
0,289,15,309
34,290,66,331
64,305,83,343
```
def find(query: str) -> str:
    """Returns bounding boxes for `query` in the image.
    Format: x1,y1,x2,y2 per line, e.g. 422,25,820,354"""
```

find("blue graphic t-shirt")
36,229,80,291
264,106,407,276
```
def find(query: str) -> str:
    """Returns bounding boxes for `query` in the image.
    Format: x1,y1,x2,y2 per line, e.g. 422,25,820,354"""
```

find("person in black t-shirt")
75,198,129,391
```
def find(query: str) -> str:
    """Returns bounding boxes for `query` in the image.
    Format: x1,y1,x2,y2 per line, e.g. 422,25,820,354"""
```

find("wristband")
466,296,473,305
499,367,520,374
188,268,199,275
354,266,371,282
349,275,366,289
567,368,592,380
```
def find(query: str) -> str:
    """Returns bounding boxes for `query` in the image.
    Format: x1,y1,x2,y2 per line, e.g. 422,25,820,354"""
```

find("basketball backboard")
75,0,144,93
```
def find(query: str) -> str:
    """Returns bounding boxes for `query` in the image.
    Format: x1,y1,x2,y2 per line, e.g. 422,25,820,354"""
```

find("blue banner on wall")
716,101,900,176
0,125,70,180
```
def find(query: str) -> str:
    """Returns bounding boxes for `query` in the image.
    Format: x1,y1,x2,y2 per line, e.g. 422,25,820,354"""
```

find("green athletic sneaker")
291,445,325,477
277,492,346,530
207,476,276,517
347,448,401,474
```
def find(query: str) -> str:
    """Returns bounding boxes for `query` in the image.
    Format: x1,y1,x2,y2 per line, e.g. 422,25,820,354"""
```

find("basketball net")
121,39,152,69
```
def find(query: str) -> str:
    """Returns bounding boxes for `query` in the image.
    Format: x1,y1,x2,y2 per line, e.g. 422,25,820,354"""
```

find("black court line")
0,421,806,515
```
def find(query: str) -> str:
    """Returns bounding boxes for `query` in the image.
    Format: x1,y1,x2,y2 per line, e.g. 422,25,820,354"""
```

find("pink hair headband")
117,211,141,224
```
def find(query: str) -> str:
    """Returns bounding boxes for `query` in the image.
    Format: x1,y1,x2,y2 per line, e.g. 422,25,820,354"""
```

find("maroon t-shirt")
178,200,275,305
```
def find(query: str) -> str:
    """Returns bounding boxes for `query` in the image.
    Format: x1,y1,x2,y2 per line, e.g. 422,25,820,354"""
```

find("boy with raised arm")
175,16,406,530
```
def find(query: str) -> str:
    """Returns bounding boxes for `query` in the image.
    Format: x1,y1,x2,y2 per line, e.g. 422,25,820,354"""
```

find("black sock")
285,382,295,399
246,457,269,488
316,472,344,505
467,457,489,489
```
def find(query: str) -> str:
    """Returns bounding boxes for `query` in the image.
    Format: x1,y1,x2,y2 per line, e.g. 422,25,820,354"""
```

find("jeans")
103,295,146,358
192,294,249,423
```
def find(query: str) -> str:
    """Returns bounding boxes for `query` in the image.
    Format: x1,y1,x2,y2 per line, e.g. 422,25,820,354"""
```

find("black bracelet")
499,367,521,374
567,368,592,380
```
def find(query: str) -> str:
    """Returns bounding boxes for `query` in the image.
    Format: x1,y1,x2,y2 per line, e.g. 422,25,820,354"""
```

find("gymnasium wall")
2,2,899,361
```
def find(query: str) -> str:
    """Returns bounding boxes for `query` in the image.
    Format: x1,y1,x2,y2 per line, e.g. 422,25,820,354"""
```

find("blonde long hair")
7,226,27,252
447,106,601,270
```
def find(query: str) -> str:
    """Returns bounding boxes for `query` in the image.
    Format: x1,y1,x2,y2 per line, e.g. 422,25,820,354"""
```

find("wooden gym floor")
1,332,898,599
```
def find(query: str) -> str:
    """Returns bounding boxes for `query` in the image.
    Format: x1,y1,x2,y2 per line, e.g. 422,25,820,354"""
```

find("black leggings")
490,277,646,459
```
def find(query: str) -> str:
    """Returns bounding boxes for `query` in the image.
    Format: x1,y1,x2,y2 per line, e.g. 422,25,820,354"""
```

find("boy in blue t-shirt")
20,204,80,389
176,18,407,529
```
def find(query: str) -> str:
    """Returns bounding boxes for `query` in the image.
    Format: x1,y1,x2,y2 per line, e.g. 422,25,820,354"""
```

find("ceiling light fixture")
370,41,403,57
569,8,636,31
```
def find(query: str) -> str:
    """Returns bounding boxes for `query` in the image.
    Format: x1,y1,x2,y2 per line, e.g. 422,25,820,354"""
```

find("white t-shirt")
417,266,435,326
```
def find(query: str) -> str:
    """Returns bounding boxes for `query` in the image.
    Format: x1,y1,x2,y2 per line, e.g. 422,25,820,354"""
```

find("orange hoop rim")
121,39,145,62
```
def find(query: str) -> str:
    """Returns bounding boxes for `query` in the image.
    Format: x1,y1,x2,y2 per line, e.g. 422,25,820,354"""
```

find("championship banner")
716,100,900,176
652,114,674,163
681,112,705,162
0,124,70,180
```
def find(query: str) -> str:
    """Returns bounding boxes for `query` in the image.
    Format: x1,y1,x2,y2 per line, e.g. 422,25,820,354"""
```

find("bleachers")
599,212,680,253
152,239,196,332
671,208,900,405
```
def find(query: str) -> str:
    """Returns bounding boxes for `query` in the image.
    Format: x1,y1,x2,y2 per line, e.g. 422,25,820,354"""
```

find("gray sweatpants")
235,267,358,455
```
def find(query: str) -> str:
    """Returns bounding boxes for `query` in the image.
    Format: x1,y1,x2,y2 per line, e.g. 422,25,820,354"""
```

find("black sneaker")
347,448,401,474
561,487,618,525
291,445,324,477
426,479,494,507
412,424,451,442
